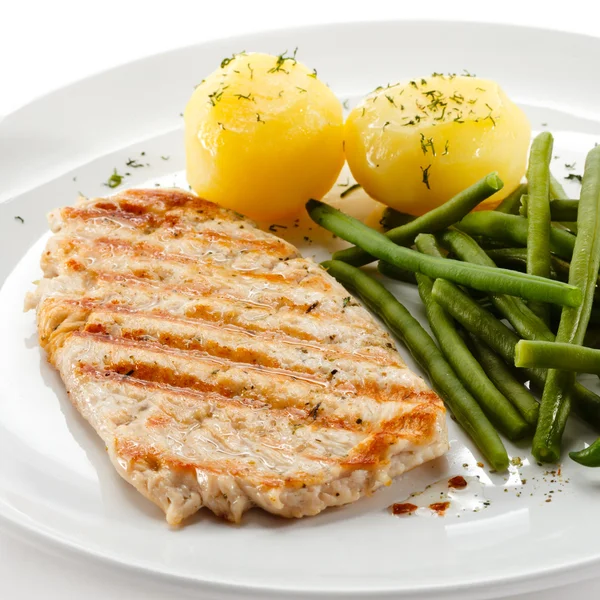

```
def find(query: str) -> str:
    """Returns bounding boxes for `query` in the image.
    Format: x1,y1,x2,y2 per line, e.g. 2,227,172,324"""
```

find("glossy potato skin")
185,52,344,222
344,76,531,216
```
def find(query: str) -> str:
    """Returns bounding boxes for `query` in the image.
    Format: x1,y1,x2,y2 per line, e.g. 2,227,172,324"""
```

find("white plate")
2,20,600,600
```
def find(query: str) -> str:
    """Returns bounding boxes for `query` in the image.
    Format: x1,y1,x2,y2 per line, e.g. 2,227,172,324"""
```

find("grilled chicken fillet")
26,189,448,525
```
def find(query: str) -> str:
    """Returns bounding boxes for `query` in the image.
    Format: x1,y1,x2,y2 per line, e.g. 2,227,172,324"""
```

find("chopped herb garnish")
383,121,390,131
443,140,449,155
419,133,436,156
340,183,362,198
342,296,351,308
338,177,350,187
308,402,322,420
342,98,350,109
268,48,298,73
124,369,135,377
104,169,124,189
247,63,254,79
161,155,170,161
385,95,396,107
296,87,307,93
208,85,229,106
475,86,486,92
306,301,319,313
483,103,496,126
256,113,265,124
565,162,576,170
434,105,447,121
421,165,432,189
126,158,144,168
565,173,583,183
220,51,246,68
14,216,24,223
268,224,287,232
234,92,254,101
308,68,317,78
217,122,226,130
361,107,366,117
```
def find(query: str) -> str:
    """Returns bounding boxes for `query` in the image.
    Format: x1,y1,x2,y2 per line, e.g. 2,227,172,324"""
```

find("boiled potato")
185,51,344,222
344,75,531,215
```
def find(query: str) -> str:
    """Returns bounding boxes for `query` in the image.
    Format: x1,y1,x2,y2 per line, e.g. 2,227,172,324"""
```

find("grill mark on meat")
79,365,363,435
86,272,387,348
38,296,398,367
72,330,418,413
54,236,329,299
85,322,420,402
61,210,296,258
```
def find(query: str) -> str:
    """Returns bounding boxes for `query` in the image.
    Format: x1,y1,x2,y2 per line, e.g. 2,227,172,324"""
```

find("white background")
2,1,599,598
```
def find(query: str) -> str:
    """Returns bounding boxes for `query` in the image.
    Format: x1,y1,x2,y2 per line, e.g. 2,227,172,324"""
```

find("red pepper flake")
448,475,468,489
429,501,451,515
391,502,418,515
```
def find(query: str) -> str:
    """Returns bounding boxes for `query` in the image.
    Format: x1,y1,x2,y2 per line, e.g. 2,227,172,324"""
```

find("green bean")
320,260,510,470
495,183,527,215
437,229,554,342
413,235,529,439
521,197,578,221
570,439,600,466
306,200,581,307
380,208,415,230
468,335,539,426
484,249,599,297
377,261,417,285
557,222,578,235
516,340,600,374
484,248,557,280
332,172,503,266
526,132,554,324
534,146,600,463
457,212,576,260
430,278,600,429
550,172,569,200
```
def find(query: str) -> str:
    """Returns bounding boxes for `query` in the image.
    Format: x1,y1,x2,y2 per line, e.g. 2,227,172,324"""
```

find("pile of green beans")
305,142,600,469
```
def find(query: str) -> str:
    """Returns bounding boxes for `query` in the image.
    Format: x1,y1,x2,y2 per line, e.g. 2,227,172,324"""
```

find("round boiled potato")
185,51,344,222
344,75,531,215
